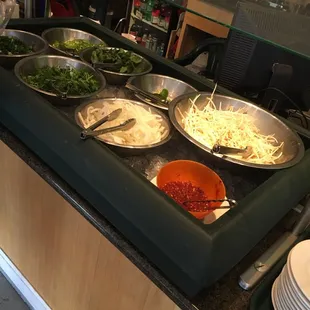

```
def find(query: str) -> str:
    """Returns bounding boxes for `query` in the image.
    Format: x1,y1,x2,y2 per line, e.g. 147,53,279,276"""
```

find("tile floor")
0,272,29,309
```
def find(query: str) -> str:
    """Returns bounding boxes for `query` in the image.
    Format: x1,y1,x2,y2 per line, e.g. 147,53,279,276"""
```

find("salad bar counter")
1,17,310,310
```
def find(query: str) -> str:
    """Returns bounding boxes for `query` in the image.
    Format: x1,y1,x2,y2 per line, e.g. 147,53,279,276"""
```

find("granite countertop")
0,125,298,310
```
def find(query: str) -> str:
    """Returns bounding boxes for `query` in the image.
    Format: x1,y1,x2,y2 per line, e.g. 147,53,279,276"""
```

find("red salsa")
159,181,211,213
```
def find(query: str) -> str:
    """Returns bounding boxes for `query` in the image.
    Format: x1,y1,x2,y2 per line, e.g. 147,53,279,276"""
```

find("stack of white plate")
272,239,310,310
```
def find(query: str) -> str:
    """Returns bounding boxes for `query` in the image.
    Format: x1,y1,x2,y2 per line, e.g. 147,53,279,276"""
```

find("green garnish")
159,88,169,100
154,88,169,101
22,66,100,96
0,36,33,55
52,39,103,53
91,48,143,74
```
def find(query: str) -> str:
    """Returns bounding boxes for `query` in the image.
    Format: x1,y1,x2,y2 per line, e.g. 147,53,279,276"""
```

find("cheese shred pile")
78,100,168,146
179,86,284,164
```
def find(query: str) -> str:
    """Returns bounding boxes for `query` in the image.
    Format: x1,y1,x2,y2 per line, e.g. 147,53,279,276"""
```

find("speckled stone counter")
0,125,298,310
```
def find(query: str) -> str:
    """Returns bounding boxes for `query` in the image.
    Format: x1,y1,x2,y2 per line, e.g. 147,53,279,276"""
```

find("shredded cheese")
180,85,284,164
78,100,168,146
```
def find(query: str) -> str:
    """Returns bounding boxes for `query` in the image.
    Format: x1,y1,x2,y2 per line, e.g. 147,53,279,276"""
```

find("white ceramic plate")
289,240,310,303
280,268,301,310
272,277,279,310
283,264,308,310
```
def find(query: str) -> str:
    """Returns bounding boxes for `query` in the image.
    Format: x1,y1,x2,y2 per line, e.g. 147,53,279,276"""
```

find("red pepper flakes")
159,181,211,213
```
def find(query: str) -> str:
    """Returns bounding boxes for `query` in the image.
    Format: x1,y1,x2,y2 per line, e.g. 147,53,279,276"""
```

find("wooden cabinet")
175,0,233,58
0,141,179,310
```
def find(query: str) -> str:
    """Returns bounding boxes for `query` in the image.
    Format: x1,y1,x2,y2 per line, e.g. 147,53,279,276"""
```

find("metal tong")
125,83,168,106
57,45,79,58
212,144,253,159
80,108,136,140
92,62,122,71
183,198,237,210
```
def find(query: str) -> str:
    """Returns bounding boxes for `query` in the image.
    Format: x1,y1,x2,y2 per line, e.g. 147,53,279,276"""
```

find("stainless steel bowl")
127,74,197,110
169,92,305,169
41,27,106,58
14,55,106,105
80,47,153,85
75,98,172,149
0,29,48,69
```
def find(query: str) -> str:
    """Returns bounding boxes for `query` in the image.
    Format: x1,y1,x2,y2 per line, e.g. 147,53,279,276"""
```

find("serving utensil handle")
81,118,136,140
212,144,248,155
125,83,167,106
87,108,123,132
183,198,237,209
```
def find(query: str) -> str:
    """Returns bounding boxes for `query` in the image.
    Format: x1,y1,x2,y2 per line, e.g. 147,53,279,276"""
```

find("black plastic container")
1,17,310,297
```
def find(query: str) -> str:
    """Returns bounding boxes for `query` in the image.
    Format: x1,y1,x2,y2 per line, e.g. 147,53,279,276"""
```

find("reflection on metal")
239,195,310,290
24,0,32,18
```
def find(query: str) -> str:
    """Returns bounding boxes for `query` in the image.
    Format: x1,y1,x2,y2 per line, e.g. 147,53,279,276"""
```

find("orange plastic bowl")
157,160,226,219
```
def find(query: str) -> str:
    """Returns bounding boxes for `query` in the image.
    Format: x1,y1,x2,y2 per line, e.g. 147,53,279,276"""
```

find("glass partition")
165,0,310,59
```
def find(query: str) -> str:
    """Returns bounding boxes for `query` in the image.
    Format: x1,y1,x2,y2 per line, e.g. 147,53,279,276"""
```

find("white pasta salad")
78,100,168,146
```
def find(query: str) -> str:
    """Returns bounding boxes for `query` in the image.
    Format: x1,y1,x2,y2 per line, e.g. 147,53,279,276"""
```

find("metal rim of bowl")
80,46,153,77
127,73,198,110
169,92,305,170
41,27,106,56
75,97,172,149
14,54,106,99
0,29,49,58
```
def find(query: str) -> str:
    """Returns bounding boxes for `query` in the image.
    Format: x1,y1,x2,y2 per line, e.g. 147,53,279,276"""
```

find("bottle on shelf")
151,0,160,25
151,36,158,52
159,3,167,28
164,7,171,30
141,33,148,47
136,24,143,44
145,0,154,21
156,42,165,56
145,34,152,49
140,0,147,18
133,0,141,15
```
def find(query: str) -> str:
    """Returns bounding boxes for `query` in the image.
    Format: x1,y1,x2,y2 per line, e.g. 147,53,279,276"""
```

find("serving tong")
183,198,237,211
212,144,253,159
57,45,79,57
125,83,169,107
80,108,136,140
92,62,122,71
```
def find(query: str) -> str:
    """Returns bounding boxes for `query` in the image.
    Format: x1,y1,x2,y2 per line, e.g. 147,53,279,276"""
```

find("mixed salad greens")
52,39,101,53
22,66,100,96
0,36,33,55
91,48,143,74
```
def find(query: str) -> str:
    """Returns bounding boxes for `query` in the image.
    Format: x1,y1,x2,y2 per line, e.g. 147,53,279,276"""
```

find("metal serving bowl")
0,29,48,69
41,27,106,58
75,98,172,150
127,74,197,110
169,92,305,169
80,47,153,85
14,55,106,105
